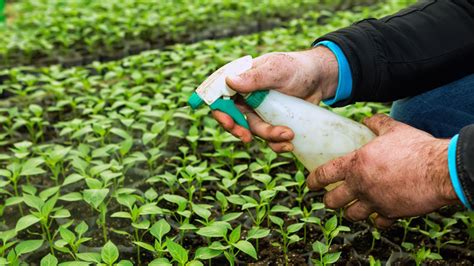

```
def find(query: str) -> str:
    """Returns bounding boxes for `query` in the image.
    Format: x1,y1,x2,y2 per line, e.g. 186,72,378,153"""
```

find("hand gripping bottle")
188,56,375,175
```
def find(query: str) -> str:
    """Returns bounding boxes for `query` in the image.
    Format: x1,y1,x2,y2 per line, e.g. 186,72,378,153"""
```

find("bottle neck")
245,90,269,109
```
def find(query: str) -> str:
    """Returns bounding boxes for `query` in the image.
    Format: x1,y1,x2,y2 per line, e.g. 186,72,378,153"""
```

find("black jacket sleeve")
457,125,474,208
315,0,474,208
314,0,474,104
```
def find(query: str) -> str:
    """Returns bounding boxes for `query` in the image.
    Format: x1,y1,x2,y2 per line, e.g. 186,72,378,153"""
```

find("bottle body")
253,90,375,171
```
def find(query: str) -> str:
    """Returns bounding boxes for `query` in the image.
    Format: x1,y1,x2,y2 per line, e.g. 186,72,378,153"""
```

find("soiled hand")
212,47,339,152
307,114,460,228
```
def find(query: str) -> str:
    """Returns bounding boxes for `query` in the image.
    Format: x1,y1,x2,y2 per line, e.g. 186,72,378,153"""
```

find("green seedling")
249,147,289,174
402,242,442,266
134,219,171,258
112,189,165,264
370,227,380,252
40,145,71,185
54,221,91,260
269,215,304,265
453,211,474,242
398,217,415,243
196,223,258,265
312,215,350,266
4,239,44,266
14,186,68,255
72,240,132,265
418,217,463,252
0,230,17,257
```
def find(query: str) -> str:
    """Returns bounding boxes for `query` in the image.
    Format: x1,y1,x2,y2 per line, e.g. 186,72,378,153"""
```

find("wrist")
305,46,338,100
431,138,460,205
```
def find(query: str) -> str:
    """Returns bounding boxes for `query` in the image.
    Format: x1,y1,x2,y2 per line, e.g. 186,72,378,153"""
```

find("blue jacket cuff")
448,134,472,209
314,40,353,106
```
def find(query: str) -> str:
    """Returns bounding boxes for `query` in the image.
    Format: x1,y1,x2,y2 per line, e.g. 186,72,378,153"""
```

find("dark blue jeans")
391,74,474,138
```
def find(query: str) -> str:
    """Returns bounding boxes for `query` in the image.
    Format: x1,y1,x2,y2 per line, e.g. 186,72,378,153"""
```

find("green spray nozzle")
188,56,253,130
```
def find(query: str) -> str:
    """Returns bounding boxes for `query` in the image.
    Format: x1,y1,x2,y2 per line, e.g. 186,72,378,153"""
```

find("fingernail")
280,131,292,140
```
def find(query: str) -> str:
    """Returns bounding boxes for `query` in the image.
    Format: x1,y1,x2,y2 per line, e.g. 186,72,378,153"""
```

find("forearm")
315,0,474,104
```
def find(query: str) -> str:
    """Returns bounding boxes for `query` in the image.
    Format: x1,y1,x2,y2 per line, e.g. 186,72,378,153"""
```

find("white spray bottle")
188,56,375,182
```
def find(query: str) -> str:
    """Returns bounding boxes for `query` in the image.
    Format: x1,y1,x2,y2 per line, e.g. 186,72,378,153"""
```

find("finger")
344,201,373,222
362,114,403,136
246,112,294,142
323,183,356,209
268,141,294,153
372,214,396,229
306,151,357,191
211,110,252,143
226,62,281,93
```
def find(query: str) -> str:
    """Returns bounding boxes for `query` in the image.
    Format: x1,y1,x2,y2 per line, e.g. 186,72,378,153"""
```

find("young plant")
195,223,258,266
402,243,442,266
3,239,44,265
453,211,474,242
53,221,91,260
15,186,70,255
0,230,17,258
418,217,463,252
312,215,350,266
269,215,304,265
134,219,171,259
71,240,133,265
112,189,165,264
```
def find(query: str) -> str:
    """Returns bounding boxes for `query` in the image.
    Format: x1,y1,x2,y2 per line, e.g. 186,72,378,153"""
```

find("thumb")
362,114,402,136
226,65,277,94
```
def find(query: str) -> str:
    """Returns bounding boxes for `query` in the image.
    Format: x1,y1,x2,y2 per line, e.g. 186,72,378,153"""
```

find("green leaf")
59,192,83,201
287,223,304,234
196,223,229,238
76,252,101,263
150,219,171,242
75,221,89,236
247,227,270,240
117,260,134,266
133,241,155,253
187,260,204,266
63,174,84,186
83,188,109,209
312,241,328,255
23,194,44,211
20,157,46,176
192,203,211,221
324,215,338,233
269,215,284,227
166,238,188,265
15,214,41,232
51,209,71,219
220,212,242,222
40,253,58,266
233,240,257,260
323,252,341,264
101,241,119,265
149,258,172,266
59,227,76,244
229,225,241,243
15,239,44,256
194,247,222,260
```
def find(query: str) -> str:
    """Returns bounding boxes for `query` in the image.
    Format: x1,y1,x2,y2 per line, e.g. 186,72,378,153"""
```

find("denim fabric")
391,74,474,138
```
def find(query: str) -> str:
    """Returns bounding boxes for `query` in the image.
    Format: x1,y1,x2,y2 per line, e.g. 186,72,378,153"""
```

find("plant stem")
41,221,55,255
134,228,141,265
